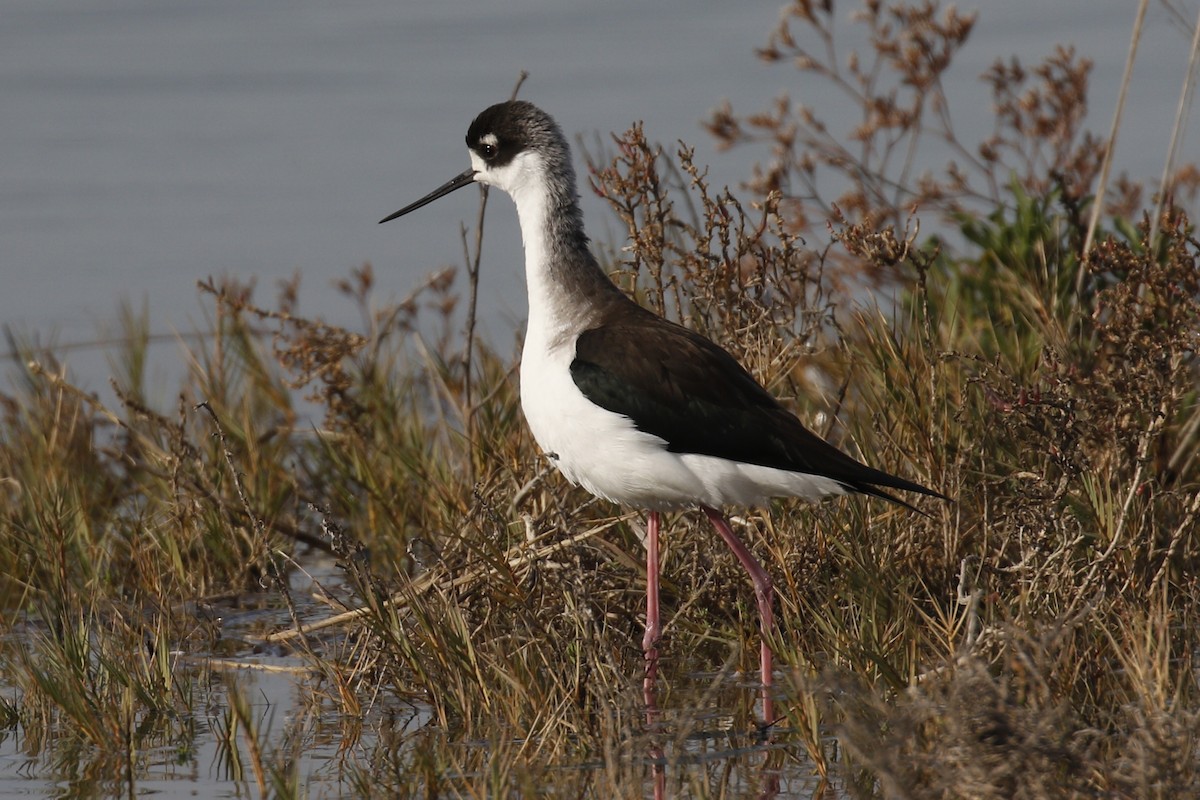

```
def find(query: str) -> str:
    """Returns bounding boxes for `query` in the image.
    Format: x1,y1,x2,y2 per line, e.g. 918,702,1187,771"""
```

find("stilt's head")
379,100,572,224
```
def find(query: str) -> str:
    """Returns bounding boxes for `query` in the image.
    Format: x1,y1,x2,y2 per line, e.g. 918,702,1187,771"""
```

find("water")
0,662,422,798
0,605,823,797
2,0,1196,390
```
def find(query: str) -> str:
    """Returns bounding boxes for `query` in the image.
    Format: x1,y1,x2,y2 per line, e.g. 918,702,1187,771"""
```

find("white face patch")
468,150,488,179
469,149,546,199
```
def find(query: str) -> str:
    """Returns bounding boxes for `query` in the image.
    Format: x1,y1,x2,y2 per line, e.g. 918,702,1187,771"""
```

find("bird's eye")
480,142,498,160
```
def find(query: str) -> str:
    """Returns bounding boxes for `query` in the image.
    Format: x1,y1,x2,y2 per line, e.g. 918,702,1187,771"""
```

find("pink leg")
702,505,775,726
643,512,665,790
643,511,662,714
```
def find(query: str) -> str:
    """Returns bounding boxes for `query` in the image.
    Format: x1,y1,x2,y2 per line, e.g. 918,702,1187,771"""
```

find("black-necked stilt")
381,100,944,725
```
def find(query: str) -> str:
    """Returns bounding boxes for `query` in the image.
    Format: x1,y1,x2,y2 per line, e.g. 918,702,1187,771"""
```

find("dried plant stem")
460,211,486,471
1154,488,1200,589
196,401,267,561
461,70,528,480
1080,0,1149,271
1064,394,1170,620
1150,1,1200,247
261,514,625,642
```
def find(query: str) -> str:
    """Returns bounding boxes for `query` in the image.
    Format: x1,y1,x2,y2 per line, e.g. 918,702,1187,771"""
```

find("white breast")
518,332,847,511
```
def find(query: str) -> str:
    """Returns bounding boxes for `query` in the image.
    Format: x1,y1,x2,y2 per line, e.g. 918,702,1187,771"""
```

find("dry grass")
2,1,1200,797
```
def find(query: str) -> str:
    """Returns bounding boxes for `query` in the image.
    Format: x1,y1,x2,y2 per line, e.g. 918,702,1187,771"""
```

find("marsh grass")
3,1,1200,796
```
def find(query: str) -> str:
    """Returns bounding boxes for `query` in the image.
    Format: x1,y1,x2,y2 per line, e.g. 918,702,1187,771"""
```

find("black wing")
569,307,944,507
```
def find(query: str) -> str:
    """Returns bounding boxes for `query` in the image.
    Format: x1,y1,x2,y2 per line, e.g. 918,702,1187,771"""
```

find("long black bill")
379,169,477,224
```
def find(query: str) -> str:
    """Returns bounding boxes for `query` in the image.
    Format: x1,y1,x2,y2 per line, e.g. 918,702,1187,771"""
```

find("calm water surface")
2,0,1195,389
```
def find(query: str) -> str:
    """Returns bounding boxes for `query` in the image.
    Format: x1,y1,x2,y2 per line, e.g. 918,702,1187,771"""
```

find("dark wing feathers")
569,310,945,506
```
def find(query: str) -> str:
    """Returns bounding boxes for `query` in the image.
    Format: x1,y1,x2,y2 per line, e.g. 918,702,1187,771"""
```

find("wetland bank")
4,2,1200,797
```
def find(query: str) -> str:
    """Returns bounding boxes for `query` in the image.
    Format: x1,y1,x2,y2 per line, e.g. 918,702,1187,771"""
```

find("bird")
380,100,944,725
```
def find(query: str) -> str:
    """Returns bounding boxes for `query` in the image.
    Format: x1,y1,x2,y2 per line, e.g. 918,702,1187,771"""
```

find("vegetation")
2,1,1199,796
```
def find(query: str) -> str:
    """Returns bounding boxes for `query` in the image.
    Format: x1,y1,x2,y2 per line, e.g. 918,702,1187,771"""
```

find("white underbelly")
518,338,846,510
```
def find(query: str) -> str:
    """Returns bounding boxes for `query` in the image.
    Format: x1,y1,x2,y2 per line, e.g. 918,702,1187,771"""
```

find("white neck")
511,177,570,345
481,149,613,349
